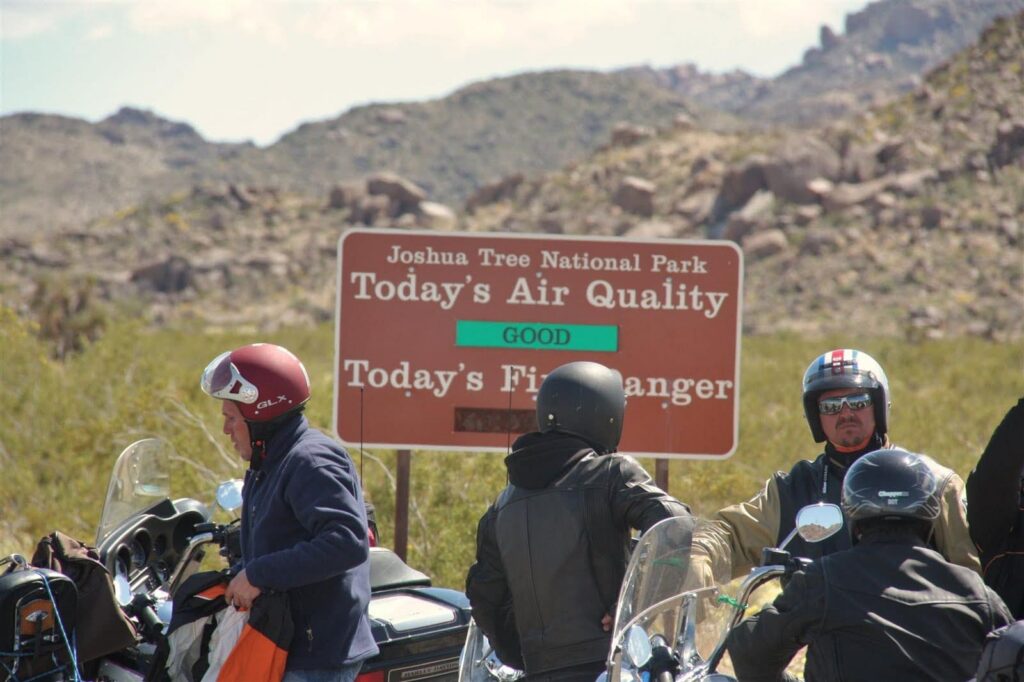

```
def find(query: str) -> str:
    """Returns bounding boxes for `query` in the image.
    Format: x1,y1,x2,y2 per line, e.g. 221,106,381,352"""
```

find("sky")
1,0,869,146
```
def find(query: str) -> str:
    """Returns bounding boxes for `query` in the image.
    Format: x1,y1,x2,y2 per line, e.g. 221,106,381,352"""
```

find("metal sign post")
395,449,411,561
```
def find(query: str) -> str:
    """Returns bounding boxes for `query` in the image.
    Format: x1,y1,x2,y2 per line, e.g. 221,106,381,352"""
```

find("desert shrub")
1,310,1020,589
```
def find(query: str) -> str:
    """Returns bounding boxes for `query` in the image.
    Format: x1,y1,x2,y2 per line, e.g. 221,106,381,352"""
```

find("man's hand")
225,568,261,610
602,613,613,632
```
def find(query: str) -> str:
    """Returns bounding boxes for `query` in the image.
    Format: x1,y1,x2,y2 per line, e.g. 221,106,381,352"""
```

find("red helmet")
200,344,311,422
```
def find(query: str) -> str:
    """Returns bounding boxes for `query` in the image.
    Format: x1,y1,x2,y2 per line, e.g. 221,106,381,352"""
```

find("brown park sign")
334,228,743,458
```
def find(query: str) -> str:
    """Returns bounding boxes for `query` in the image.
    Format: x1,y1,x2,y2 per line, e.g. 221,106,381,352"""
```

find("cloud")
85,23,114,41
126,0,288,43
98,0,635,50
733,0,858,38
1,1,90,40
289,1,633,50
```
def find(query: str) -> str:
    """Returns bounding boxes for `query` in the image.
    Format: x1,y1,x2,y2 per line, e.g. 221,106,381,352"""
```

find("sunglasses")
818,392,873,416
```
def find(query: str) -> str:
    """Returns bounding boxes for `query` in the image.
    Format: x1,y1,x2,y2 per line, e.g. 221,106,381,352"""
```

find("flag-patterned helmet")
802,348,890,443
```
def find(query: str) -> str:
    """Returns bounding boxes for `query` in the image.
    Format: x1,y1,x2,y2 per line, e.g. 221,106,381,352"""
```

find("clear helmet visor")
200,351,259,404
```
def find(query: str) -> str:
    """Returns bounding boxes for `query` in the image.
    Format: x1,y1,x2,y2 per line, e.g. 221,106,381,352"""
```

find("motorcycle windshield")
96,438,172,544
609,516,727,672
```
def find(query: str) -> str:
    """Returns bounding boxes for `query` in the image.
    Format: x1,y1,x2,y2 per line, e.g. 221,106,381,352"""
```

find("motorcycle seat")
369,548,431,591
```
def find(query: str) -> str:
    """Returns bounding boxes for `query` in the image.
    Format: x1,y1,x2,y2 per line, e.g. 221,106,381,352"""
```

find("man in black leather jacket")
465,361,690,681
967,397,1024,617
727,448,1011,682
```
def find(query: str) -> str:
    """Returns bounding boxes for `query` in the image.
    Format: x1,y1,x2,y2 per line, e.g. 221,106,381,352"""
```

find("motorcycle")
456,619,523,682
599,503,844,682
2,438,471,682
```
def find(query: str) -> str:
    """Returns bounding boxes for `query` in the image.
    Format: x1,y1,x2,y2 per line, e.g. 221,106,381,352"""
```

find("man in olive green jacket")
692,348,978,583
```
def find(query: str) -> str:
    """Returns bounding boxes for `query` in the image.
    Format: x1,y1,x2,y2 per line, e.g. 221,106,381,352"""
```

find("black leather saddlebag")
0,565,78,680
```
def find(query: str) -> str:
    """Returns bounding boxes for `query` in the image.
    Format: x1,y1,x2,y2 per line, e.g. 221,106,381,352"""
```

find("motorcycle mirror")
113,573,133,607
795,503,844,543
216,480,244,513
623,625,653,670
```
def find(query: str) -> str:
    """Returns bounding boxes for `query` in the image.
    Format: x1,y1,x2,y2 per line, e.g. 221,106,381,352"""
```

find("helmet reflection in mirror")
801,348,890,443
795,503,844,544
536,361,625,454
200,343,311,422
841,448,940,539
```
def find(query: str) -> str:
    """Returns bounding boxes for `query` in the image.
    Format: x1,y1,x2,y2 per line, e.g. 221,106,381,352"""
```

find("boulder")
352,194,392,225
806,178,834,201
328,182,366,210
672,189,716,225
610,123,655,147
375,108,406,125
794,205,823,226
762,136,841,204
242,252,289,277
367,172,427,213
613,176,656,217
623,220,676,240
885,168,938,196
742,229,788,260
820,24,841,50
723,191,775,242
800,228,847,255
537,216,564,234
842,144,879,182
131,256,194,294
881,3,935,47
712,156,768,220
990,119,1024,167
673,114,696,131
920,205,945,230
465,174,524,212
822,178,888,212
229,184,258,210
416,202,458,231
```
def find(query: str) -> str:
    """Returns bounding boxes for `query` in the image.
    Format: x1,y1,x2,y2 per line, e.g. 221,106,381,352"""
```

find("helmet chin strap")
247,423,269,472
245,408,304,472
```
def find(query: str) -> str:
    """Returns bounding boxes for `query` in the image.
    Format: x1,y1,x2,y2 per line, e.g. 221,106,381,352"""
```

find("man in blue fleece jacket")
201,343,378,682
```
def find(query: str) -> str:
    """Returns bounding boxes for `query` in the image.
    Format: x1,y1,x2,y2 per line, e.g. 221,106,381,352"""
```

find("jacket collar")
505,432,596,489
825,433,888,477
250,413,307,473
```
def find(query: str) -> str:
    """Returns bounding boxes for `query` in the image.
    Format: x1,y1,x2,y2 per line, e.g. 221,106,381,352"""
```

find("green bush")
1,308,1020,590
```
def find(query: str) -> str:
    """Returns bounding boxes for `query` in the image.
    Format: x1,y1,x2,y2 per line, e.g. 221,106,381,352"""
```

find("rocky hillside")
4,0,1019,241
0,108,264,237
2,11,1021,343
0,72,690,238
627,0,1024,125
464,11,1024,339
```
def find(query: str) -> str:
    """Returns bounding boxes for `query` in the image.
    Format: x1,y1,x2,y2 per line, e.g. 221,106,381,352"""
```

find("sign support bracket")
395,449,411,561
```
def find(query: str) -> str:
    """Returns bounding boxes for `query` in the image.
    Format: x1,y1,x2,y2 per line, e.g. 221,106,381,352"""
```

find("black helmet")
841,448,940,534
802,348,891,443
974,620,1024,682
536,361,625,453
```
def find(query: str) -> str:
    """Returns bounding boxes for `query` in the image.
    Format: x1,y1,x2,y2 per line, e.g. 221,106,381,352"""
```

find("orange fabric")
197,584,228,601
216,624,287,682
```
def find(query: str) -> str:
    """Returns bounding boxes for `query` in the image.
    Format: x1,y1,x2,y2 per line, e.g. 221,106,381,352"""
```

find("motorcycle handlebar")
129,594,164,639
